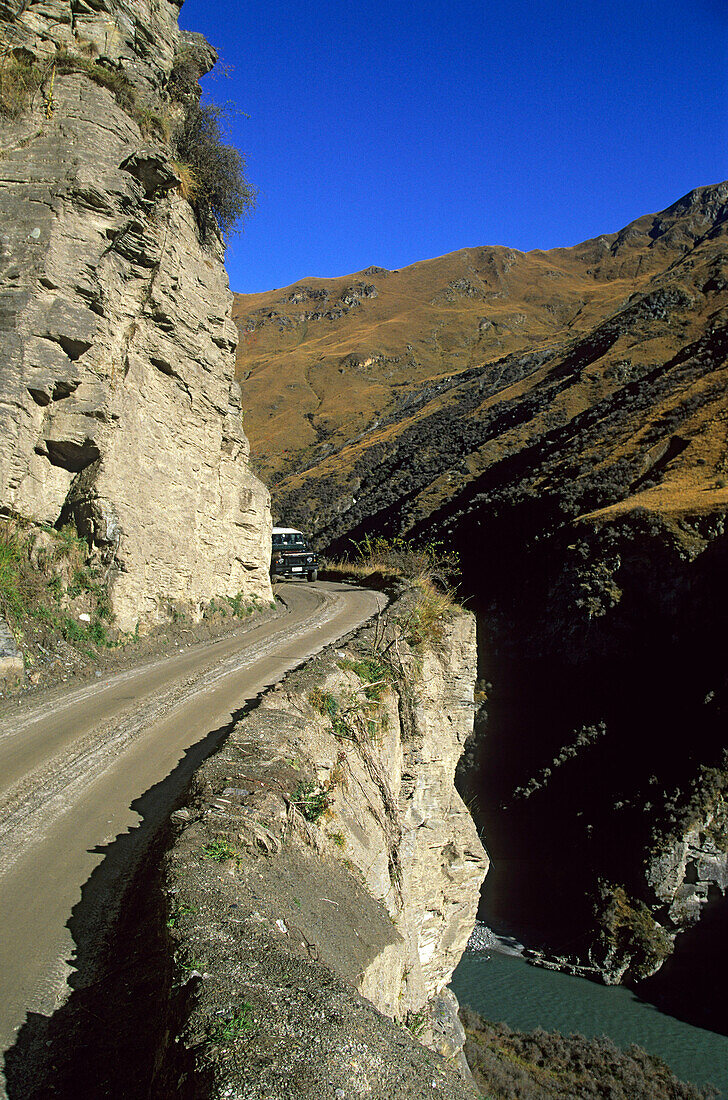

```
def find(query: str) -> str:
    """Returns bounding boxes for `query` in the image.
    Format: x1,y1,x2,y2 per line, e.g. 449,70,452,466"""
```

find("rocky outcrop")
646,802,728,933
0,0,271,631
159,586,487,1097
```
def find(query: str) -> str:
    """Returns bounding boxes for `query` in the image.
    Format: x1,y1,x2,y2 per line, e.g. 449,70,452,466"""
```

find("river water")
451,929,727,1097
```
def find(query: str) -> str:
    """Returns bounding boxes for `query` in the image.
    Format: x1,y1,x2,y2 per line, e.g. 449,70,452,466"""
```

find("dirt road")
0,580,386,1083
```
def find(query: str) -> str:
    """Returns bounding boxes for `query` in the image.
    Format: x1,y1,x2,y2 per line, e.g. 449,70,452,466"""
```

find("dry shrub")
325,534,460,587
174,100,256,239
172,160,200,202
136,104,174,142
324,535,459,651
0,52,45,118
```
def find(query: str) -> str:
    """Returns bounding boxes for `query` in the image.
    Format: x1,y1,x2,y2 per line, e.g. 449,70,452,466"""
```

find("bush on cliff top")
595,883,672,980
174,100,256,240
0,45,254,239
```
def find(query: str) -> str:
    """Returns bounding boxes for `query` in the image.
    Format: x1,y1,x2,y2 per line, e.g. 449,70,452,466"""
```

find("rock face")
645,799,728,946
160,587,487,1097
0,1,271,630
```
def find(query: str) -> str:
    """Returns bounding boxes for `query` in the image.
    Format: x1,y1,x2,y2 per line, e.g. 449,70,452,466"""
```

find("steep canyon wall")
0,0,271,630
231,180,728,1007
453,506,728,996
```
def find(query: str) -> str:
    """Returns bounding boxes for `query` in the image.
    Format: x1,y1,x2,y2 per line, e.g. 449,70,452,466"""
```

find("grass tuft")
338,655,389,700
308,686,339,717
0,53,45,118
399,575,454,647
200,838,239,863
213,1002,255,1042
172,160,200,203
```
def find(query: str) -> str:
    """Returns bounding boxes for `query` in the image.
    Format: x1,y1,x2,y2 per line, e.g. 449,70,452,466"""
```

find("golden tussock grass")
172,161,200,203
0,53,45,118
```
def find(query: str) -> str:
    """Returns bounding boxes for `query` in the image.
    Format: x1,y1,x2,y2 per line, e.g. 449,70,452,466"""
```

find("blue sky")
179,0,728,294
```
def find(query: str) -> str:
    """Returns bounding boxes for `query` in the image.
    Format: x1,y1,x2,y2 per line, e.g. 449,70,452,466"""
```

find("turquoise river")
452,946,727,1096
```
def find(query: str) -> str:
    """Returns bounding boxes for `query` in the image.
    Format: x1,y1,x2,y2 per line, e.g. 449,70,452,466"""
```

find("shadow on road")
3,701,256,1099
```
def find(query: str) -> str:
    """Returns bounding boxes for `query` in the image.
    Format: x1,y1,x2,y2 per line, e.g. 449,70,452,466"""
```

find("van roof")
272,527,303,535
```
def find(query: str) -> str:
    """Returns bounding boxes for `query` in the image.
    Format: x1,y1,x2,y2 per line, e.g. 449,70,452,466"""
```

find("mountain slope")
232,181,728,543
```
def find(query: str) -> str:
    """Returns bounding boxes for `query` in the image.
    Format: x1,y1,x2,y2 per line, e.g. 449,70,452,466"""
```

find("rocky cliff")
0,0,271,632
158,586,487,1097
460,508,728,997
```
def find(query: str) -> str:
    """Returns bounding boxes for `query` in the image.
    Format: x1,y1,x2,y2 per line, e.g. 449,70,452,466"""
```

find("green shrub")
174,100,256,239
225,591,254,618
87,619,111,646
0,520,116,670
462,1007,718,1099
596,884,672,979
60,616,85,642
292,780,329,822
200,838,238,863
0,525,26,622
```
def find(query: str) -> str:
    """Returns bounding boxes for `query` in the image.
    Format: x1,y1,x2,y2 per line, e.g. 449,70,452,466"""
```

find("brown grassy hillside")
233,180,728,542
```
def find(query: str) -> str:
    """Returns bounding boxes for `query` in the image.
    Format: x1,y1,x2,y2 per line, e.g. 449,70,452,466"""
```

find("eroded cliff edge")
0,0,271,631
158,586,487,1099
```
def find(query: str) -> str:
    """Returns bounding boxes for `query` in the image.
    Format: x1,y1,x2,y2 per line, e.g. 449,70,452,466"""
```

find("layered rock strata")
0,0,271,630
160,587,487,1097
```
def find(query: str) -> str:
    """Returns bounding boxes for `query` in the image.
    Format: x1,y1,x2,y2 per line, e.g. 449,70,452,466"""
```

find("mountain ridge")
233,179,728,546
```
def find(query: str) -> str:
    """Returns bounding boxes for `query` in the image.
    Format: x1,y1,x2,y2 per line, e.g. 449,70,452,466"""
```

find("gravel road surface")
0,580,385,1088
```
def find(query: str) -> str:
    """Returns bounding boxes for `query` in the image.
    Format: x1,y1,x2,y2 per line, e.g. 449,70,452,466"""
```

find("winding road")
0,580,385,1087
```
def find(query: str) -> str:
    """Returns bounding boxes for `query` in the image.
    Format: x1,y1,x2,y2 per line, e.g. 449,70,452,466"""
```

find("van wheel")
307,569,318,582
